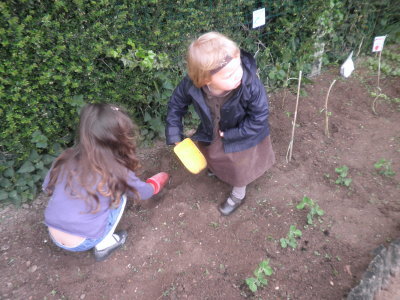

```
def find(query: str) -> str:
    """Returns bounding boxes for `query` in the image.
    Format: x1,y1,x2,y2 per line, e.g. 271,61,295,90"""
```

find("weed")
209,222,219,229
280,225,302,249
296,196,325,225
335,165,352,187
374,158,396,177
245,260,273,293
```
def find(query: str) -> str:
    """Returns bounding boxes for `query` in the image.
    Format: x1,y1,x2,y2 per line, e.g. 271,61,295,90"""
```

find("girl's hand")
146,172,169,194
219,130,224,137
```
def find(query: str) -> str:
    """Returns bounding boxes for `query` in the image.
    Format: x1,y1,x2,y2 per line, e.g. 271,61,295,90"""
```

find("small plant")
296,196,325,225
335,165,352,187
280,225,302,249
374,158,396,177
245,260,273,293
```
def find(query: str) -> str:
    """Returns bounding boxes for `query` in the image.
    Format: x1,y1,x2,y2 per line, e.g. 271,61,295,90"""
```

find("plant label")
340,51,354,78
372,36,387,52
252,8,265,29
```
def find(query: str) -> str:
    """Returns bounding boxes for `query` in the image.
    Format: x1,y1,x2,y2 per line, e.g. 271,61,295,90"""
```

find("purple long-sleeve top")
43,169,154,239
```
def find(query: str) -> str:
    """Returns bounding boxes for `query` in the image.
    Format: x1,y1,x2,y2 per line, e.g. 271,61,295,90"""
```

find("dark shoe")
218,194,244,216
94,230,127,262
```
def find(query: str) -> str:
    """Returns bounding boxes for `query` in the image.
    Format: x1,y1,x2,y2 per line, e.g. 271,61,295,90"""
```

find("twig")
286,70,302,163
371,87,382,115
356,36,364,57
372,50,383,114
324,79,337,138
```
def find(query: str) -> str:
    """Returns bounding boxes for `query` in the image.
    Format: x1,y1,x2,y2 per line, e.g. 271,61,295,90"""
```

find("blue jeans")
49,196,127,252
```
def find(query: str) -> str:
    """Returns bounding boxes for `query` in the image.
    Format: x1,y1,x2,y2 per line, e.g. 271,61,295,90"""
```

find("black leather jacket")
165,50,270,153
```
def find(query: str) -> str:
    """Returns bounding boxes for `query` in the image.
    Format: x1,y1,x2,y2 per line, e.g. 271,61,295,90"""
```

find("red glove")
146,172,169,194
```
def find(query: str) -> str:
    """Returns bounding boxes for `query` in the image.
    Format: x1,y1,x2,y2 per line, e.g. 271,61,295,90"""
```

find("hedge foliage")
1,0,398,205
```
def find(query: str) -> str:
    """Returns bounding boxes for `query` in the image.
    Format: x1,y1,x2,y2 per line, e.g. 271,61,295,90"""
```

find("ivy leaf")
31,130,48,149
17,161,35,173
0,177,12,188
28,149,40,162
0,190,8,201
4,167,15,178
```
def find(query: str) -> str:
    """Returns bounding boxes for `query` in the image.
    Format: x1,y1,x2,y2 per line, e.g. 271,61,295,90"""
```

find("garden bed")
0,65,399,299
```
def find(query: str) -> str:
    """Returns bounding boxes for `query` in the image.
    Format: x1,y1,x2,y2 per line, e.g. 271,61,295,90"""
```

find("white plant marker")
340,51,354,78
252,8,265,29
372,35,387,89
371,35,387,113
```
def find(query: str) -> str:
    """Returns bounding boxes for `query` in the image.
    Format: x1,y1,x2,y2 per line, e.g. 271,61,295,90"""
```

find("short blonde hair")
187,32,240,88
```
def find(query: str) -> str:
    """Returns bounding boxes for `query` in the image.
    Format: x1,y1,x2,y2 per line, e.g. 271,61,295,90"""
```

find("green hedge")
0,0,398,205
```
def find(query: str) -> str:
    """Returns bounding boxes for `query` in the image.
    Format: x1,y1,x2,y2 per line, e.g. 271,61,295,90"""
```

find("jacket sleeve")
223,75,269,142
165,77,192,145
126,171,155,200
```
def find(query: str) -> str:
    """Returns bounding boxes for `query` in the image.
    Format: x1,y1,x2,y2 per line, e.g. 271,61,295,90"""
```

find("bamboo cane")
324,79,337,138
286,70,302,163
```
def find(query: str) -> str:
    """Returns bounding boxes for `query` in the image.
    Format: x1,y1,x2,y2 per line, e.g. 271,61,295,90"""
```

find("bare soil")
1,64,399,300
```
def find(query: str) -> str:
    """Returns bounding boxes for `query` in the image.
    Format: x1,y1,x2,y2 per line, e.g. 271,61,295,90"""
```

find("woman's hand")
219,130,224,137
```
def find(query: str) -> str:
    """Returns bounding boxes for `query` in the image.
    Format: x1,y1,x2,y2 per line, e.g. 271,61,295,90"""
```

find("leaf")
344,178,352,186
294,229,302,236
3,167,15,178
0,190,8,201
17,161,35,173
288,239,298,248
8,190,18,200
42,154,56,166
245,278,258,292
162,80,174,90
144,111,152,122
307,214,313,225
28,149,40,162
0,177,12,188
35,161,44,170
31,130,48,149
280,238,288,248
32,174,42,183
260,261,273,276
258,277,268,285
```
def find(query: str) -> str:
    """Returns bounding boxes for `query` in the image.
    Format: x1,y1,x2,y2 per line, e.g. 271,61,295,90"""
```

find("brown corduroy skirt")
198,135,275,187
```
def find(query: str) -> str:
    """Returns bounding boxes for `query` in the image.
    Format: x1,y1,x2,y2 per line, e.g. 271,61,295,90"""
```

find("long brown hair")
45,103,140,213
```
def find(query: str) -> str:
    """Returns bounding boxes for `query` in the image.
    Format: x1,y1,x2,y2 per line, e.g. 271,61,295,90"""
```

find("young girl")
43,103,168,261
166,32,275,216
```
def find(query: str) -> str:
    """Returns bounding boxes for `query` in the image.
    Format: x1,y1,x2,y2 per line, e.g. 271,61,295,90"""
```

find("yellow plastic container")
174,138,207,174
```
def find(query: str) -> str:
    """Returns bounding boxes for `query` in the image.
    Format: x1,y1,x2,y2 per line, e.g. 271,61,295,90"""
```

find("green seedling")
335,165,352,187
296,196,325,225
209,222,219,229
280,225,302,249
245,259,273,293
374,158,396,177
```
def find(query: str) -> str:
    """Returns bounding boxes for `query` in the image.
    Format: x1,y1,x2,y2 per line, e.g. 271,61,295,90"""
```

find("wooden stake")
286,70,302,163
324,79,337,138
377,50,382,89
372,50,383,114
